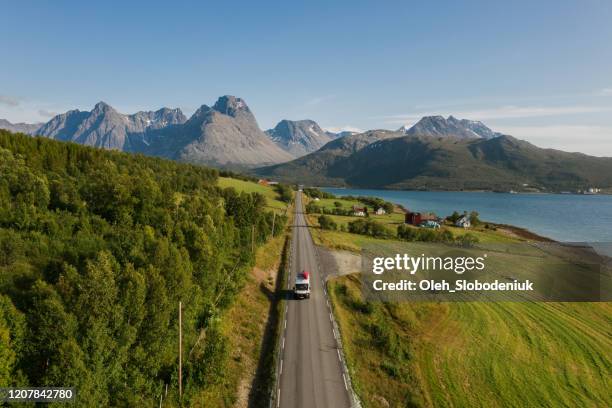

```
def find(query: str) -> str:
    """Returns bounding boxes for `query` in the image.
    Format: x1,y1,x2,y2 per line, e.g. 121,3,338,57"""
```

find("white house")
455,215,471,228
375,207,386,215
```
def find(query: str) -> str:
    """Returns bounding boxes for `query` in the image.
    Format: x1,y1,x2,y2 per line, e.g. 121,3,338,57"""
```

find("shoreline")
319,187,559,243
492,223,556,242
319,186,611,196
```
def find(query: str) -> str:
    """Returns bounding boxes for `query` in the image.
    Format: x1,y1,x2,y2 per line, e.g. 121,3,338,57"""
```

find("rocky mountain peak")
92,101,114,113
212,95,251,117
403,115,502,140
265,119,332,157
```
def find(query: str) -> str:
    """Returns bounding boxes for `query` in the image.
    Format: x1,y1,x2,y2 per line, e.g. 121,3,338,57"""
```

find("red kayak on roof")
301,271,309,279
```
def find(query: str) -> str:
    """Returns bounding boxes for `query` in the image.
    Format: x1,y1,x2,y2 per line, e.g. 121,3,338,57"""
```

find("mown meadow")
329,274,611,408
306,189,611,407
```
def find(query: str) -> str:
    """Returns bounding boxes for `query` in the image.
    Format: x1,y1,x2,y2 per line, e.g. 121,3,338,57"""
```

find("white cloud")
305,95,335,106
495,125,612,157
38,109,57,118
381,105,612,125
0,95,20,107
600,88,612,96
323,125,363,134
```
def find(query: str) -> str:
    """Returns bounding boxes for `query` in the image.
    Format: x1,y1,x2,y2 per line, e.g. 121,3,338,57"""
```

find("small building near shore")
258,179,279,186
375,207,386,215
455,215,471,228
405,211,436,226
353,205,367,217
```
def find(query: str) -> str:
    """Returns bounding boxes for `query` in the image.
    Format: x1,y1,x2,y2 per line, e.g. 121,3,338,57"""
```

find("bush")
397,225,455,243
318,215,337,230
458,233,479,247
469,211,481,226
447,211,462,223
348,219,392,238
303,187,335,199
274,183,293,203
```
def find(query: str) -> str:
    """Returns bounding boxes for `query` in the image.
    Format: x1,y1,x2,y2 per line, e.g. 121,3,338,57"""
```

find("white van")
294,271,311,299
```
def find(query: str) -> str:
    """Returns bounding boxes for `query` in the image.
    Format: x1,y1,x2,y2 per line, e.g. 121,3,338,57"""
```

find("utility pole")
251,224,255,253
178,301,182,400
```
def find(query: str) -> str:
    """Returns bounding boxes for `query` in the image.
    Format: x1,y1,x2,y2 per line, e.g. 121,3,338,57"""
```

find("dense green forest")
0,130,286,405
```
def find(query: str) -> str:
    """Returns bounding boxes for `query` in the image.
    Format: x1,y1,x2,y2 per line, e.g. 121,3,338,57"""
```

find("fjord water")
323,188,612,242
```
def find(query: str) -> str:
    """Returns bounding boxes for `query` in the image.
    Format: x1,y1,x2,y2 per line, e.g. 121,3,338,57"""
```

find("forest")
0,130,286,405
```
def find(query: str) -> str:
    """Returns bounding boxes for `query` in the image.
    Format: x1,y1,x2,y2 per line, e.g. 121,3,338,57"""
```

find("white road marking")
282,337,285,350
342,373,348,390
280,359,283,374
329,313,333,322
284,319,287,329
337,349,341,361
277,388,281,408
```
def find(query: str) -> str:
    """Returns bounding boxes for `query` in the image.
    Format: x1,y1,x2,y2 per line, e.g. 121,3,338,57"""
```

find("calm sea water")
322,188,612,242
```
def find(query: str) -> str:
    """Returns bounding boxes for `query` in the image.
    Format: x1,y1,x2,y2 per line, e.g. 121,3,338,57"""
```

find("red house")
405,211,437,226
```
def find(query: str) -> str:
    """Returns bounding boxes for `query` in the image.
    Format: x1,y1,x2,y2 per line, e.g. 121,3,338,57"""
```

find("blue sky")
1,0,611,155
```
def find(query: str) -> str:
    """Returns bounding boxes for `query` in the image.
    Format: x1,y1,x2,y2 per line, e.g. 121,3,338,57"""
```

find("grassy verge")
329,273,612,408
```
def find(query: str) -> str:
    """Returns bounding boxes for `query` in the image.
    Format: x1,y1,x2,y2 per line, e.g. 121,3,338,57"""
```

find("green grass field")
329,274,612,408
308,196,612,407
218,177,290,211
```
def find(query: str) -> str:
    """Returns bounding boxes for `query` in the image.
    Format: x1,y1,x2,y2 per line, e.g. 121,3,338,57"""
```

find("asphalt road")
278,192,352,408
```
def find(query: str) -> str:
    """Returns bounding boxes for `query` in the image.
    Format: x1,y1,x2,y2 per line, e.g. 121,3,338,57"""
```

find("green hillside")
0,130,285,406
259,134,612,192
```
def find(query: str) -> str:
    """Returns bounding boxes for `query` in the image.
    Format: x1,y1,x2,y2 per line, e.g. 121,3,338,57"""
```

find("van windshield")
296,283,309,291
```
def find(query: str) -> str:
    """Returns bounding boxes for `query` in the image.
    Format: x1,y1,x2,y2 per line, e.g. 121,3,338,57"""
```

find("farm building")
405,211,437,226
353,205,367,217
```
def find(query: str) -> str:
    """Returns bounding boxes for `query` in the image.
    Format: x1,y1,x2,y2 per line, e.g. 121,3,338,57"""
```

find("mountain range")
257,116,612,191
36,102,187,151
2,98,612,191
1,96,292,168
0,119,43,135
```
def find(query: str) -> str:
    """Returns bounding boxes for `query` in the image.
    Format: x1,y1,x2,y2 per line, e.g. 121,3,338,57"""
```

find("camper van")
294,271,311,299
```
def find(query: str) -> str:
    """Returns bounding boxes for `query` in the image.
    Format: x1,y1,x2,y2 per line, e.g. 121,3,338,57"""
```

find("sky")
1,0,611,155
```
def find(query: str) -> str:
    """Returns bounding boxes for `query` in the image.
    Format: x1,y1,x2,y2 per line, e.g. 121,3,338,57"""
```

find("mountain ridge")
5,96,292,169
0,119,44,135
401,115,503,139
257,125,612,191
3,102,611,189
